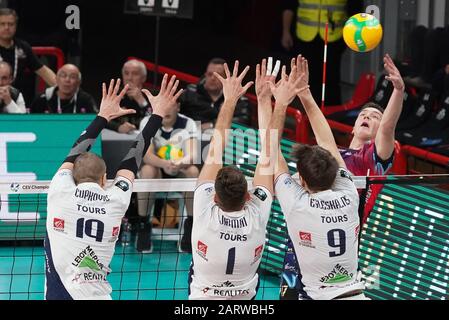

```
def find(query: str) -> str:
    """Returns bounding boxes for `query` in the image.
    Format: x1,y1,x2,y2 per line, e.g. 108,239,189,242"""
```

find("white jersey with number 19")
189,183,273,300
44,169,132,300
275,168,365,300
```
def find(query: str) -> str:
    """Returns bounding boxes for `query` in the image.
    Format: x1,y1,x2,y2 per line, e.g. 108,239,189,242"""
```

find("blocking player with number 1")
272,57,368,300
189,61,274,300
44,75,183,299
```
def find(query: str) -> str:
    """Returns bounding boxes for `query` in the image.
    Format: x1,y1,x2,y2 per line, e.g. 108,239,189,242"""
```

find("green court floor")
0,240,280,300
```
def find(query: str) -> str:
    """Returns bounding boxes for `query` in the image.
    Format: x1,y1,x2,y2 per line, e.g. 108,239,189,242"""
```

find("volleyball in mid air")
157,144,183,160
343,13,383,52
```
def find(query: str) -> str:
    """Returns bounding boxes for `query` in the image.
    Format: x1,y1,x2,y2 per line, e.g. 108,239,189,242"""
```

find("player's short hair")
73,152,107,185
292,144,338,192
360,102,384,114
215,166,247,211
0,8,18,23
208,57,226,66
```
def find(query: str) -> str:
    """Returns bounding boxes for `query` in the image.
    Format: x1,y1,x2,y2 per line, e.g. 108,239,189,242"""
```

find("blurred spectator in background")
136,99,199,253
179,57,251,130
31,63,97,113
280,0,362,105
0,61,25,113
0,8,56,104
106,59,151,133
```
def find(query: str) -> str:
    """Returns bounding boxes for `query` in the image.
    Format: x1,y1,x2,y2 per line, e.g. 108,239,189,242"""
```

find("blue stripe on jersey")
296,254,313,300
160,115,188,140
44,234,73,300
188,259,194,296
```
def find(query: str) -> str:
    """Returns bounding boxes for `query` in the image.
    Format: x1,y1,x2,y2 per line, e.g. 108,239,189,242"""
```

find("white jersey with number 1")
275,168,365,300
44,169,132,300
189,183,273,300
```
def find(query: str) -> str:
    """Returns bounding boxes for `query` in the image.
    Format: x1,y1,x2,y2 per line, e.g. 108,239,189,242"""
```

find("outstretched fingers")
237,65,250,82
241,81,254,95
232,60,240,77
223,63,231,78
159,74,169,95
141,88,155,101
169,79,180,97
107,79,115,97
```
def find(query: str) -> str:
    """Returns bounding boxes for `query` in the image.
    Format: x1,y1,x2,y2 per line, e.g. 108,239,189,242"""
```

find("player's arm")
375,54,404,160
117,74,183,183
253,58,281,194
197,61,253,184
295,56,346,169
58,79,135,172
268,58,309,180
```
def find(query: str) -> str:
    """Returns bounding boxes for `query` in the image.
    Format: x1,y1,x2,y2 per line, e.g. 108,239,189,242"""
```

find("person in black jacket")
31,64,97,114
179,58,251,130
0,8,56,104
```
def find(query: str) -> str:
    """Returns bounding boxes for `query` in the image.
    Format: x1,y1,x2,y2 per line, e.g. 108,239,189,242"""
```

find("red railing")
32,46,65,92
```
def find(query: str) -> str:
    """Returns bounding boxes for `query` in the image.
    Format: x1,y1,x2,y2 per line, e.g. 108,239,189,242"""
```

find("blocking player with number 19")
44,76,183,300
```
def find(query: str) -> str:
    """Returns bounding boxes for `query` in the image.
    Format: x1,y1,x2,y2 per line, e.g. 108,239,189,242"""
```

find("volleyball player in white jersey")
44,75,183,300
189,60,278,300
272,57,367,300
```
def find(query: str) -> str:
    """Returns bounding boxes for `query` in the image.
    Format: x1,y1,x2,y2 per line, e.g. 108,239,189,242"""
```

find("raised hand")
142,74,184,117
269,64,309,107
384,54,404,91
256,57,280,102
214,60,253,105
98,79,136,121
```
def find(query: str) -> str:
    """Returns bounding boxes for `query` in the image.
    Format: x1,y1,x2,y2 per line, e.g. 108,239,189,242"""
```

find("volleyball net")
1,174,449,300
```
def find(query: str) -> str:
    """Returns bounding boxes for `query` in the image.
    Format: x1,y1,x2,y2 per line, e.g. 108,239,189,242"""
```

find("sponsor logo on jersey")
251,244,264,265
340,169,353,181
212,288,250,297
115,180,129,192
298,231,315,248
219,232,247,242
72,246,105,271
112,226,120,237
219,215,248,228
284,177,293,186
71,272,107,284
196,241,208,261
254,245,263,257
253,188,267,201
58,171,71,177
320,264,354,284
53,218,65,232
204,187,213,194
74,189,110,202
310,196,351,211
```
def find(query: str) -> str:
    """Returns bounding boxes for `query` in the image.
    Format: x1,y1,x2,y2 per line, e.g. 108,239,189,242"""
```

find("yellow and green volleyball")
157,144,184,160
343,13,383,52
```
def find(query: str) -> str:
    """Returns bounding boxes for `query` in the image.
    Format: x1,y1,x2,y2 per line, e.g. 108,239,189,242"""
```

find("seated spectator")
31,64,97,113
136,96,199,253
0,8,56,103
106,59,151,133
179,57,251,130
0,61,25,113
